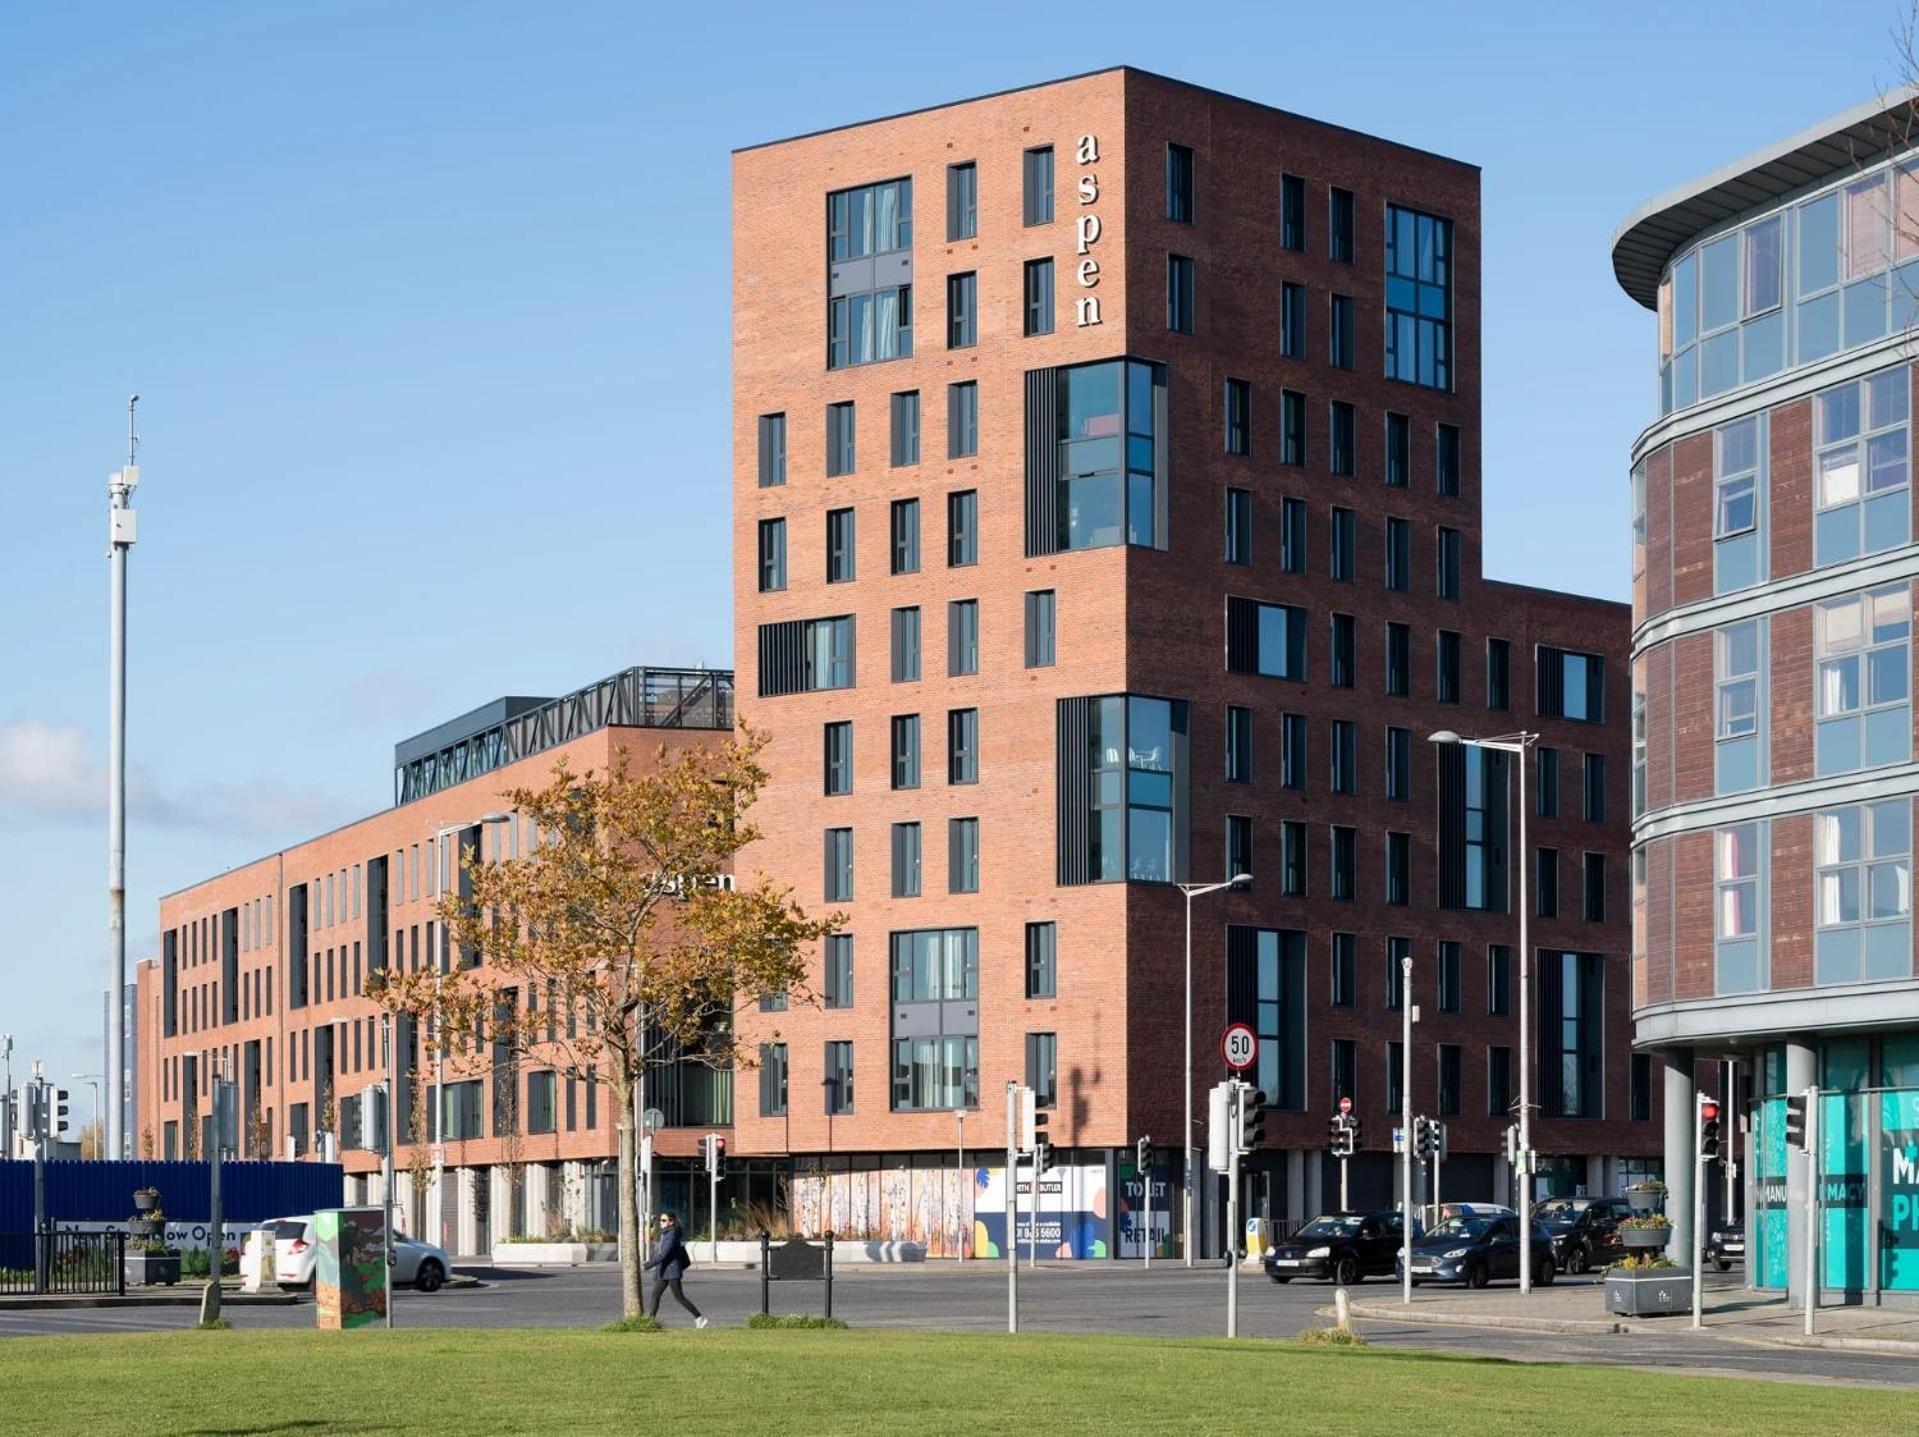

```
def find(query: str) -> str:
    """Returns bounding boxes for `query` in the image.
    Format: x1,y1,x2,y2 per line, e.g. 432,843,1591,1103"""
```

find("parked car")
1396,1212,1557,1288
1707,1220,1746,1272
1263,1210,1412,1285
1535,1196,1631,1274
270,1215,450,1293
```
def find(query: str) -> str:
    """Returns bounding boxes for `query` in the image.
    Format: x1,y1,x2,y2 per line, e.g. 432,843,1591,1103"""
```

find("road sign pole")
1804,1086,1819,1338
709,1138,720,1265
1226,1083,1241,1338
1005,1081,1018,1334
1340,1152,1349,1213
1692,1095,1705,1330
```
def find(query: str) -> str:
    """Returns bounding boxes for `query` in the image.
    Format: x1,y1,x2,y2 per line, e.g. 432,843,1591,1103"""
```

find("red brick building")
732,68,1656,1258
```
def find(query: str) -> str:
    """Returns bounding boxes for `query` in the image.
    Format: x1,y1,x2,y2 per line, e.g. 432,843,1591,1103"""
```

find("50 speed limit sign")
1220,1022,1258,1072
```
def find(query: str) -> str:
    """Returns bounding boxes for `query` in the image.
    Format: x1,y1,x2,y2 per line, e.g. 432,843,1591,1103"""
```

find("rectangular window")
824,828,853,902
1226,705,1254,782
947,272,977,349
1282,497,1308,573
826,180,913,369
947,162,977,241
947,490,978,566
1536,646,1606,723
1331,506,1355,580
758,413,787,488
1280,282,1306,358
1282,712,1308,791
1023,146,1054,226
1227,814,1254,883
1226,596,1307,680
824,1041,854,1115
1487,638,1511,710
891,822,922,897
1329,401,1354,475
1281,820,1307,895
1544,950,1604,1118
1630,1053,1652,1122
891,498,920,575
1386,833,1410,905
826,401,856,476
1224,377,1251,455
1386,936,1410,1009
1330,825,1356,900
824,934,854,1009
890,714,921,790
1386,204,1453,388
1437,1044,1462,1116
1330,612,1355,687
1633,688,1649,816
1280,173,1305,251
1437,630,1461,703
1714,414,1759,591
1488,944,1512,1015
1716,619,1762,793
1026,1032,1058,1107
1333,1039,1358,1104
1386,622,1410,697
1386,726,1412,801
1715,823,1762,993
1438,941,1461,1012
948,381,978,458
1061,694,1190,885
1043,358,1164,554
759,1043,788,1118
1437,527,1461,599
1436,423,1461,496
1385,517,1411,591
1281,390,1305,465
1814,799,1911,984
1329,293,1355,369
1166,142,1193,222
1331,933,1356,1006
1814,370,1909,568
757,518,786,593
825,507,856,583
949,817,980,893
947,599,979,676
823,721,853,797
1582,753,1606,822
1167,254,1194,333
1023,590,1056,668
1329,186,1354,262
1489,1046,1513,1117
890,606,920,682
1025,921,1057,999
1331,719,1358,793
948,707,979,784
1225,487,1252,564
1229,926,1307,1110
1386,413,1410,487
1536,847,1560,918
1583,852,1606,922
1024,259,1055,336
1815,585,1911,776
891,390,921,466
757,615,855,696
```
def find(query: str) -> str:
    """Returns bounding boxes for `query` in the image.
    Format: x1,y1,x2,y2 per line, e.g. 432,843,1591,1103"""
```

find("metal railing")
0,1231,127,1296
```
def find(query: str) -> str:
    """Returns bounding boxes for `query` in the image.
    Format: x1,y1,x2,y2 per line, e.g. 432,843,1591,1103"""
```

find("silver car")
270,1215,451,1293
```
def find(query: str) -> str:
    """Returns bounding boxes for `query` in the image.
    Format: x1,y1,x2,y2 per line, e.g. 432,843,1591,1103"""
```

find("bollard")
759,1230,771,1316
1333,1286,1351,1333
824,1232,835,1321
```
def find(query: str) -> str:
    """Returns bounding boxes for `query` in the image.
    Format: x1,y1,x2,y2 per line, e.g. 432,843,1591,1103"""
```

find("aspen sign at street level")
1221,1023,1257,1073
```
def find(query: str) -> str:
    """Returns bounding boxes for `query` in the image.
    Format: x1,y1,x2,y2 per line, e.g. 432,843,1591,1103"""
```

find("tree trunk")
616,1074,642,1318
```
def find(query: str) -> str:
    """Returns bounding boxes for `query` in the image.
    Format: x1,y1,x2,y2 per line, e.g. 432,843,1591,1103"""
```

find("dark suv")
1263,1211,1409,1285
1535,1196,1630,1274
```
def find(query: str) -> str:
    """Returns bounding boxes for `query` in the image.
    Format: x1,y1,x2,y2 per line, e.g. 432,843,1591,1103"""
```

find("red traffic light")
1700,1100,1720,1122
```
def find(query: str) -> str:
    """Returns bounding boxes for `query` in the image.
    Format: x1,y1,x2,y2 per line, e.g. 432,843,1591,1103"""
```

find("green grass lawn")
0,1327,1906,1435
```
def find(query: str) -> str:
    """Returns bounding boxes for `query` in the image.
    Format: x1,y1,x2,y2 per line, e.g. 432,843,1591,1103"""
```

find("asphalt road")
2,1263,1913,1387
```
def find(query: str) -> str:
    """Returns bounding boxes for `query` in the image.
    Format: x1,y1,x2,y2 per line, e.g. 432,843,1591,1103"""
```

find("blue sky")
0,0,1905,1108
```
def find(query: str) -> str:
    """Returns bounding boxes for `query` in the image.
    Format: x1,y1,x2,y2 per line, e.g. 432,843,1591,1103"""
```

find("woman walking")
643,1210,707,1327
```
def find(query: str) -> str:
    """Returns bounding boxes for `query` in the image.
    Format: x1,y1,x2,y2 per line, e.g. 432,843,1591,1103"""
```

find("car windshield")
1295,1216,1365,1239
272,1220,309,1241
1426,1216,1495,1241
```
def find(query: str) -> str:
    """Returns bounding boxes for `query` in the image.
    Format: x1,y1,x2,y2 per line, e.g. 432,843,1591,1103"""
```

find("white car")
270,1216,450,1293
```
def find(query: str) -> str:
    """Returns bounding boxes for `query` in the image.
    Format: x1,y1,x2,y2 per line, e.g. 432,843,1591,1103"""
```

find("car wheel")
1333,1254,1359,1287
1269,1275,1291,1284
1536,1256,1556,1287
1716,1260,1731,1273
415,1259,445,1293
1565,1244,1588,1275
1466,1261,1490,1290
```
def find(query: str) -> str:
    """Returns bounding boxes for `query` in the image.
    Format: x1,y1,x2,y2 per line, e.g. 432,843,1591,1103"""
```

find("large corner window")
889,928,979,1111
1714,416,1761,593
827,177,913,369
1816,585,1911,776
1385,204,1452,389
1057,694,1189,885
1814,369,1909,568
1815,800,1911,985
1026,359,1165,556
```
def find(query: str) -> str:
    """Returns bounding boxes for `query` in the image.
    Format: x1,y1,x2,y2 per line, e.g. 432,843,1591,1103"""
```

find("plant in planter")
1608,1252,1676,1271
124,1187,182,1286
1618,1214,1674,1250
1623,1181,1667,1216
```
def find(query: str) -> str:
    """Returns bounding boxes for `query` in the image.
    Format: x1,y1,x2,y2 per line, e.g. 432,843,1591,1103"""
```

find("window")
1386,726,1411,801
759,1043,788,1118
1153,136,1192,220
1167,254,1194,332
948,707,979,784
890,928,979,1111
1487,639,1510,710
1047,358,1164,553
947,162,977,241
824,1042,854,1115
1024,259,1055,336
1332,1039,1358,1104
757,615,855,696
1436,423,1460,496
824,934,853,1009
1225,487,1252,564
890,714,921,790
1331,507,1355,580
947,600,978,676
891,390,921,467
1815,585,1910,775
891,822,921,897
948,382,978,458
1280,282,1306,358
1631,1053,1652,1122
1537,747,1560,818
1331,719,1357,793
1282,713,1308,790
1064,694,1189,885
1488,945,1512,1015
1024,590,1056,668
1437,630,1461,703
1815,799,1912,984
1026,1032,1058,1107
1582,754,1606,822
824,829,853,902
827,401,856,476
1329,294,1355,369
1437,528,1461,600
1714,825,1762,993
1714,415,1760,591
1386,833,1410,904
1226,597,1307,680
1227,815,1254,882
758,413,787,488
1438,1045,1461,1116
827,178,913,368
1025,922,1057,999
1544,951,1603,1118
1331,825,1356,900
1229,926,1307,1109
1331,933,1356,1006
891,498,920,575
1536,847,1559,918
1329,401,1354,475
1386,936,1410,1009
949,818,980,893
1633,687,1648,816
1281,820,1306,895
1329,186,1354,262
1330,613,1355,687
1023,146,1054,226
1716,619,1762,793
1226,706,1253,782
1280,173,1305,250
1282,497,1308,573
823,721,853,797
1386,413,1409,487
1536,647,1605,723
947,272,977,349
1385,204,1452,388
826,507,856,583
1224,377,1251,455
757,518,786,592
947,490,978,566
1488,1046,1513,1118
1385,517,1411,591
890,606,920,682
1281,390,1305,465
1386,622,1410,697
1815,369,1909,567
1582,852,1606,922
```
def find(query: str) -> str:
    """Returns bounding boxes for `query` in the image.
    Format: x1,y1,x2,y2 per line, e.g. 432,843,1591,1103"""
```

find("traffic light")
53,1088,71,1138
1019,1087,1043,1153
704,1133,727,1177
1698,1097,1721,1160
1235,1085,1266,1155
1503,1123,1520,1169
1136,1136,1152,1172
1207,1081,1233,1172
1328,1115,1352,1157
1415,1116,1443,1160
1034,1133,1055,1178
360,1082,388,1153
1784,1094,1807,1151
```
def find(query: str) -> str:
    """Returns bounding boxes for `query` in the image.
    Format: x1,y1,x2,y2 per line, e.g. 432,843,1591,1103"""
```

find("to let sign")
1221,1023,1257,1072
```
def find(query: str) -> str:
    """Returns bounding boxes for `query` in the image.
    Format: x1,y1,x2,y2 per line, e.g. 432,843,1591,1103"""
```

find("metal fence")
0,1231,126,1296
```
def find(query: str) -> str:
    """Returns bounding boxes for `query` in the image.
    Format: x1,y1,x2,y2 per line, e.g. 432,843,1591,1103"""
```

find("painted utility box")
314,1206,387,1329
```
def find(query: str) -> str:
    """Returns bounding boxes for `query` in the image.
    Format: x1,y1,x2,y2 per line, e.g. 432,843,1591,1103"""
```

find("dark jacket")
644,1223,692,1279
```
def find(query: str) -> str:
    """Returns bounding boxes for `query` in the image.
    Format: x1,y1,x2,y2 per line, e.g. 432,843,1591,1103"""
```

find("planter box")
125,1252,181,1287
1623,1187,1665,1216
1604,1267,1693,1317
491,1242,618,1266
1620,1226,1672,1250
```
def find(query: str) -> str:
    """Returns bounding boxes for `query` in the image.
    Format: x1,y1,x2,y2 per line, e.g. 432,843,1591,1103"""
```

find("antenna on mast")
127,394,140,467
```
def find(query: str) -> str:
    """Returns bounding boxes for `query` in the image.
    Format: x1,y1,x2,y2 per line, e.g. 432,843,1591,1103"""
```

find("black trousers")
647,1273,702,1319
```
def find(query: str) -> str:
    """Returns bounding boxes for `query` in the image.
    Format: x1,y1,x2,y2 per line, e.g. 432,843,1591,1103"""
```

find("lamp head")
1428,730,1462,746
1228,872,1252,890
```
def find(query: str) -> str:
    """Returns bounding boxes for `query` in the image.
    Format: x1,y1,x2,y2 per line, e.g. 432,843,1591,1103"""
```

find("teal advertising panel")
1753,1096,1789,1289
1820,1093,1868,1291
1884,1088,1919,1293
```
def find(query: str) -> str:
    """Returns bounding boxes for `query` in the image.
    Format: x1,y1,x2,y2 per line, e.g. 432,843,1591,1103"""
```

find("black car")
1396,1213,1557,1288
1535,1196,1631,1274
1707,1220,1745,1272
1263,1211,1410,1285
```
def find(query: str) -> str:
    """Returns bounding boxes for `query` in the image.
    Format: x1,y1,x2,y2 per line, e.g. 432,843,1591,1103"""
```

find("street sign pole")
1005,1081,1018,1334
1691,1095,1706,1331
383,1015,395,1329
1226,1083,1241,1339
1138,1136,1152,1270
1400,954,1414,1308
1804,1086,1819,1338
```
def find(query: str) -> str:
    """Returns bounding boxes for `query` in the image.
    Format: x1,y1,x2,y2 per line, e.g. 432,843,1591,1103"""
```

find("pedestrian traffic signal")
1235,1085,1266,1155
1698,1097,1721,1160
1784,1094,1807,1151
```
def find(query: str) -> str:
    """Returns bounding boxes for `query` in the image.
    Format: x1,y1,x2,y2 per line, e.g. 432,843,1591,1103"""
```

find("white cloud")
0,719,103,816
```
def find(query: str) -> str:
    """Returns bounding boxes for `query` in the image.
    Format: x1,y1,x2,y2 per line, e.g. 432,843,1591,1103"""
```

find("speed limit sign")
1221,1022,1258,1072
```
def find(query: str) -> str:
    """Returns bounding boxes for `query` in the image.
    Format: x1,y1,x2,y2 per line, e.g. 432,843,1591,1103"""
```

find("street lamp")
1430,728,1539,1294
71,1074,102,1150
1177,873,1252,1267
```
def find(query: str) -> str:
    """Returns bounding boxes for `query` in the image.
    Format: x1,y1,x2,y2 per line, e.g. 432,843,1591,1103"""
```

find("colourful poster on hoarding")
972,1162,1109,1259
1115,1160,1173,1259
314,1207,387,1330
1883,1089,1919,1293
